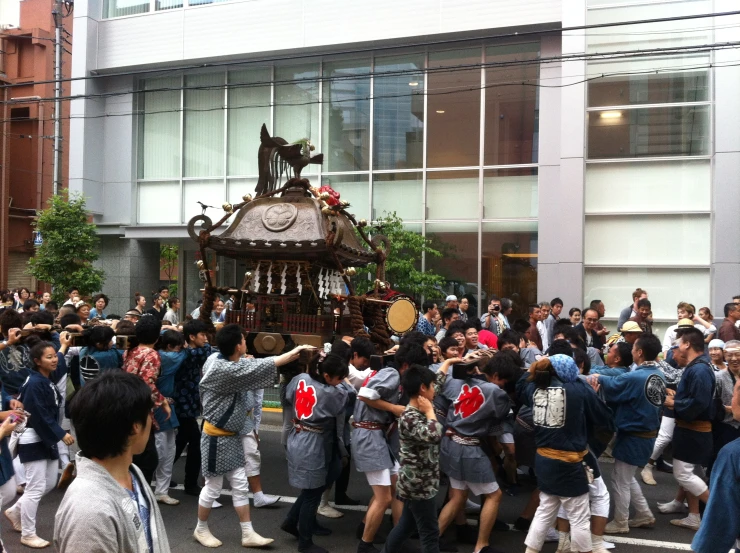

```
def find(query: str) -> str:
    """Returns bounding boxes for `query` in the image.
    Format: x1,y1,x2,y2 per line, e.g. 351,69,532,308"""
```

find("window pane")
484,44,539,165
427,49,481,167
373,172,422,221
427,170,478,219
426,222,480,312
227,178,258,206
373,55,424,170
156,0,182,10
483,168,538,219
274,64,319,172
104,0,148,18
585,160,710,213
184,180,224,223
584,267,710,321
139,77,181,179
588,71,708,108
482,221,538,320
184,74,225,177
587,105,709,159
228,68,271,176
585,214,710,266
139,182,181,224
322,59,370,172
321,175,370,221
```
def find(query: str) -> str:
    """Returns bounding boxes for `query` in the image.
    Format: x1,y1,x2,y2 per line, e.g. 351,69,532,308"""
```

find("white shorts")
242,432,261,477
499,432,515,445
364,462,400,487
449,477,499,496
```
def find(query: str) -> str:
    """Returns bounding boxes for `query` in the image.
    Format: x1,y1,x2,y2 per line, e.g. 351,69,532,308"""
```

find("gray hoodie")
54,452,170,553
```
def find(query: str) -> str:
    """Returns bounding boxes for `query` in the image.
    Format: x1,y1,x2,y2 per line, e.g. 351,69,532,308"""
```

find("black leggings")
174,417,202,489
285,486,325,551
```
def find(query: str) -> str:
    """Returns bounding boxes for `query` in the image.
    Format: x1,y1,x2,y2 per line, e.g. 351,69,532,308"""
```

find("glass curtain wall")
136,43,541,316
583,0,712,332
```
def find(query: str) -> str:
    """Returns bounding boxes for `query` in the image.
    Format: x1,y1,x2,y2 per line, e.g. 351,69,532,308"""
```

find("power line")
2,40,736,107
1,8,739,91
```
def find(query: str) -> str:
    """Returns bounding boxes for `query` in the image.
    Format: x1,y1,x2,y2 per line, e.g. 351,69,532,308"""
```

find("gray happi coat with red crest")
285,373,349,490
352,367,400,472
439,375,510,483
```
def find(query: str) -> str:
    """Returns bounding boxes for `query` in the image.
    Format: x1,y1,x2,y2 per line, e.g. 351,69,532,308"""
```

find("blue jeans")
381,496,440,553
285,486,325,551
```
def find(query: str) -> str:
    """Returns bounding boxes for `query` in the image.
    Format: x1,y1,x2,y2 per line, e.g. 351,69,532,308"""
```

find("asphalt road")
1,413,697,553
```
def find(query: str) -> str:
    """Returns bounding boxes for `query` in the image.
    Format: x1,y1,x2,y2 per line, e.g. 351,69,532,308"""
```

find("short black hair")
400,364,435,396
159,286,169,293
134,315,162,344
613,341,634,366
86,326,115,350
395,343,429,369
569,307,581,317
183,319,208,343
422,300,436,313
168,297,179,306
30,310,54,326
482,352,520,382
350,337,375,360
23,299,39,310
0,308,22,333
159,329,185,350
313,353,349,382
331,340,352,363
550,297,563,308
676,327,705,353
573,347,591,375
528,304,539,315
552,318,574,337
70,371,153,460
216,324,244,357
547,339,574,357
29,340,56,368
46,301,58,311
634,333,661,362
589,299,602,309
725,302,739,317
92,293,109,308
445,321,466,337
438,336,460,354
441,307,458,324
400,331,429,348
497,329,522,349
67,287,79,295
59,313,81,328
637,298,651,309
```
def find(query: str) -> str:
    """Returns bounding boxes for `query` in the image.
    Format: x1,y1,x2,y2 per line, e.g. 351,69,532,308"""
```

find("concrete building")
0,0,72,290
68,0,740,331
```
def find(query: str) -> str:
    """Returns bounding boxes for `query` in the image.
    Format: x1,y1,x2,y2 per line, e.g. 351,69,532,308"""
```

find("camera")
492,304,501,312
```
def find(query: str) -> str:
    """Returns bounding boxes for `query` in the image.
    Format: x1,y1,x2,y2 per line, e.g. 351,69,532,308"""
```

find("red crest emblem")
295,379,317,420
453,384,484,419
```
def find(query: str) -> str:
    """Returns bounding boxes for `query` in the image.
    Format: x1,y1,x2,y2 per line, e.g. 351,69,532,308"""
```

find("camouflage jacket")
396,404,443,500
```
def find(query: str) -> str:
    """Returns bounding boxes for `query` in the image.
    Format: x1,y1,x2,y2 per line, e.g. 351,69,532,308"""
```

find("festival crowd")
0,285,739,553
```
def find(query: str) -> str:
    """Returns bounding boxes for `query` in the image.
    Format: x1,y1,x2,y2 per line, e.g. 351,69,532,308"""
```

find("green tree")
354,212,445,299
160,244,179,297
28,191,104,303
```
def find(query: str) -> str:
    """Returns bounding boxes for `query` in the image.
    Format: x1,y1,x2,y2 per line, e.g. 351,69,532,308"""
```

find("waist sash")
627,429,659,439
202,420,236,437
292,419,324,434
676,419,712,433
352,421,388,431
445,429,481,446
537,447,588,463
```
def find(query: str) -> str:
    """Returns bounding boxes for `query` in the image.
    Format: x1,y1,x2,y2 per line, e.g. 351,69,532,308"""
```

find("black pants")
174,417,202,489
133,430,159,485
335,449,352,500
381,496,440,553
285,486,325,551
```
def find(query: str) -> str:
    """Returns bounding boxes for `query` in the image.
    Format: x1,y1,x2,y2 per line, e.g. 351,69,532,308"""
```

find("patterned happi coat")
199,353,276,477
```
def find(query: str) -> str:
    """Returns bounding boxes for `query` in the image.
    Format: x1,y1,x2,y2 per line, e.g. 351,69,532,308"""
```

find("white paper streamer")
253,262,261,293
266,262,273,294
280,263,287,295
296,263,303,295
317,267,325,298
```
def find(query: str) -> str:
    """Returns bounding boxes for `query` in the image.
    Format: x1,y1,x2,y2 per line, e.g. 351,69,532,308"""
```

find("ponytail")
309,353,349,384
527,358,556,389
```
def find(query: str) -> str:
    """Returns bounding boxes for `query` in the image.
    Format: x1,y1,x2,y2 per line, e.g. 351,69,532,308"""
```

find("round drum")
385,296,418,336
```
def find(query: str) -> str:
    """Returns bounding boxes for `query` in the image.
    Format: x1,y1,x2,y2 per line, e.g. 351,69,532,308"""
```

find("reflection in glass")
275,64,320,171
588,106,709,159
484,44,540,165
323,60,370,172
184,180,225,222
228,68,271,176
139,77,181,179
483,168,538,219
227,178,259,206
156,0,182,10
184,74,225,177
482,221,538,320
426,222,480,314
321,175,370,221
588,70,709,107
426,171,479,219
104,0,149,17
373,173,422,221
373,55,424,169
139,182,181,224
427,49,481,167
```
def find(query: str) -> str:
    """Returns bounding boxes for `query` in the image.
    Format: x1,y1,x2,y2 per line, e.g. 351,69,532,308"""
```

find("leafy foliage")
28,191,104,303
354,212,445,300
160,244,178,282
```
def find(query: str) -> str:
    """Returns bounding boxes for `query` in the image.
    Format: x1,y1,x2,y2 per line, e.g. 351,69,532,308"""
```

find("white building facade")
70,0,740,330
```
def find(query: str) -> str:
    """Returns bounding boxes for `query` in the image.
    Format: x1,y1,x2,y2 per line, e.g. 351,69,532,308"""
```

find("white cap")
445,295,458,302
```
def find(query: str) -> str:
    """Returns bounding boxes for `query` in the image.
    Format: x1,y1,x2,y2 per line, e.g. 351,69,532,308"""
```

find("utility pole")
51,0,62,195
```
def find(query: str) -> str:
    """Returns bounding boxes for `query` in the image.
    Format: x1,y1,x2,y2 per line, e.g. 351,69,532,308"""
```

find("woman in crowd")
699,307,715,343
88,294,109,320
38,293,51,312
75,302,91,326
133,293,147,315
569,308,582,326
281,352,349,553
708,339,726,371
5,336,75,549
